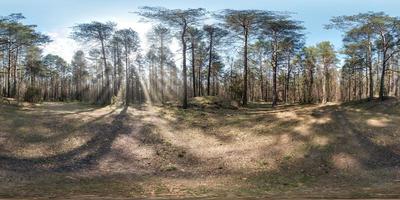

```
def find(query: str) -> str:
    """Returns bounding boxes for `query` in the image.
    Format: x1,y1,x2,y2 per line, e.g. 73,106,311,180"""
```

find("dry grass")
0,99,400,199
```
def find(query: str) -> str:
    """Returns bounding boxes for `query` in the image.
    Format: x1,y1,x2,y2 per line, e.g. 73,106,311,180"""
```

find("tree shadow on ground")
1,100,400,198
0,105,131,172
244,102,400,197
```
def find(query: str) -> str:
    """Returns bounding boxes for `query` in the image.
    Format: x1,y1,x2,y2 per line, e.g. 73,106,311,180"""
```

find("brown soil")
0,100,399,199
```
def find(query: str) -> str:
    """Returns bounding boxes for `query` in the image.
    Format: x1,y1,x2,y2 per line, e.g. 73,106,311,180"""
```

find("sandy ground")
0,99,399,199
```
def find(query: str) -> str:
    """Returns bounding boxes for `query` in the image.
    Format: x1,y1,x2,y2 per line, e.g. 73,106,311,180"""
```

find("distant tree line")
327,12,400,102
1,10,399,107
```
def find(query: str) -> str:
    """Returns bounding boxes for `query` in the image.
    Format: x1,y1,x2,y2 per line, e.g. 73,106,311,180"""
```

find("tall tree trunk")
198,59,202,96
207,33,213,96
379,33,388,101
100,36,110,104
309,66,314,103
379,49,387,101
7,48,11,97
285,54,291,103
242,28,248,106
12,48,18,98
160,38,165,103
113,45,118,97
191,37,196,97
182,23,188,109
368,38,374,101
272,39,278,107
259,54,264,101
125,48,129,106
395,66,399,97
322,61,328,104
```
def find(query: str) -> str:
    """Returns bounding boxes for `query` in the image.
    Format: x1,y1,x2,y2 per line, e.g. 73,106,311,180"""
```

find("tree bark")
322,59,328,104
259,53,264,101
242,28,248,106
100,33,110,104
379,32,388,101
182,22,188,109
160,38,165,103
285,54,291,104
272,35,278,107
7,47,11,97
125,46,129,106
367,37,374,101
207,32,213,96
191,36,196,97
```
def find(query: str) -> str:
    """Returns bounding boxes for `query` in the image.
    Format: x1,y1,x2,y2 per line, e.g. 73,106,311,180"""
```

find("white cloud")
42,19,152,62
41,18,182,69
43,28,78,62
112,18,152,51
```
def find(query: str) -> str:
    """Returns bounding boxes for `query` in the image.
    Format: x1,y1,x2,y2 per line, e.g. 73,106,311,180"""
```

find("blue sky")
1,0,400,61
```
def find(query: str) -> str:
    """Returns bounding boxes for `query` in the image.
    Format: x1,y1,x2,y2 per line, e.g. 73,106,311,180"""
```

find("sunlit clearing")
367,117,391,127
139,75,152,106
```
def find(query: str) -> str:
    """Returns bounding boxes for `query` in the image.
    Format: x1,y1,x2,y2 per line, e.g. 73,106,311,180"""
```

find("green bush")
189,96,239,109
24,87,42,103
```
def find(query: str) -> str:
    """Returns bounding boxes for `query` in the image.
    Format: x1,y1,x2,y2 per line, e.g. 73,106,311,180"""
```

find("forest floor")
0,98,400,199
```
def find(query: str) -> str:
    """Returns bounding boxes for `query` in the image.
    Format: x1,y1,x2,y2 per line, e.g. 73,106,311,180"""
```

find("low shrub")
189,96,239,109
24,87,42,103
